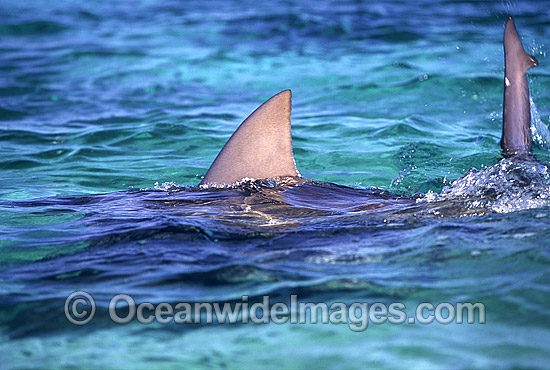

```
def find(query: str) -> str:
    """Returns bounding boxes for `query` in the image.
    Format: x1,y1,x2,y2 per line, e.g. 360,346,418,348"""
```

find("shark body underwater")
13,17,550,236
173,17,548,220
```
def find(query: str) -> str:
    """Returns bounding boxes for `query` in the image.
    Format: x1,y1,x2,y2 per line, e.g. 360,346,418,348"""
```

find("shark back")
502,17,538,156
199,90,299,186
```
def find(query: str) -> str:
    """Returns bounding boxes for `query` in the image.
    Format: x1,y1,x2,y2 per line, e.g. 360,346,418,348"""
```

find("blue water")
1,0,550,368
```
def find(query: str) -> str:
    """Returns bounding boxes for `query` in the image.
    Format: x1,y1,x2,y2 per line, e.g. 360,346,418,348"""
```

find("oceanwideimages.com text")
65,292,486,332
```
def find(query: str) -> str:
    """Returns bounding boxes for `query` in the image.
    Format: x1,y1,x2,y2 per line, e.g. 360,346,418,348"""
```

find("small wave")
197,176,306,191
0,21,68,35
127,176,307,194
419,159,550,213
0,107,26,121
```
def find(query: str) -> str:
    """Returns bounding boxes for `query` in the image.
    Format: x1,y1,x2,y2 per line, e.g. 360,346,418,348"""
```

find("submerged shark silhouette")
200,17,540,187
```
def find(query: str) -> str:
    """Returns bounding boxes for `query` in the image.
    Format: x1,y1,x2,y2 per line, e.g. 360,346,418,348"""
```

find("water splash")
153,181,187,192
420,159,550,213
197,176,306,190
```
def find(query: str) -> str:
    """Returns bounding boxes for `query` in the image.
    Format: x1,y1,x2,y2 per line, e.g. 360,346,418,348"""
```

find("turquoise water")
1,0,550,368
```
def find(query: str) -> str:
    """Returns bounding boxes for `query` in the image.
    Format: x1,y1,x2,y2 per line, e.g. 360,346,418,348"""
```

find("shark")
199,17,540,190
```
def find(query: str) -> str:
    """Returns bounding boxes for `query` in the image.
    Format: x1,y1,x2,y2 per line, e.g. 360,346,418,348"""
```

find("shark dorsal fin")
502,17,539,156
199,90,299,186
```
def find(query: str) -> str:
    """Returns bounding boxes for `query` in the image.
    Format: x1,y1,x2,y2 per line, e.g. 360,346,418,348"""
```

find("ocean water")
1,0,550,368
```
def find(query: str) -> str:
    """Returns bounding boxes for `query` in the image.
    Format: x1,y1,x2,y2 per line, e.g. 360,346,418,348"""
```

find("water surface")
1,0,550,368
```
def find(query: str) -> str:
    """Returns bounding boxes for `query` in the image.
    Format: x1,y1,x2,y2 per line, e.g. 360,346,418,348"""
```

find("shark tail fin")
501,17,539,156
199,90,300,186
